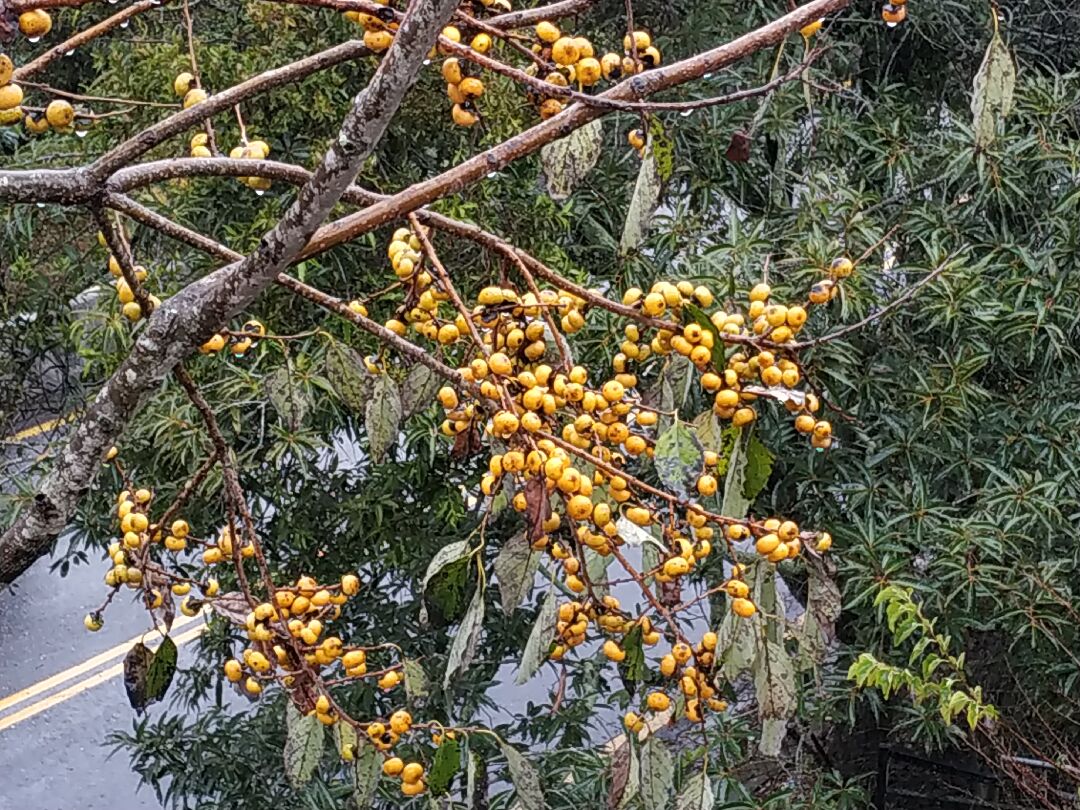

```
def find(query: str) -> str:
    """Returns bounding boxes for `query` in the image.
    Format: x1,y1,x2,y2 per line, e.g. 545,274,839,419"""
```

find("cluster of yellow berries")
382,751,428,796
173,71,208,109
1,39,78,133
198,319,266,356
220,572,364,696
441,54,485,128
882,0,908,26
620,262,854,449
102,251,162,322
187,134,272,191
84,481,216,629
550,595,659,660
343,0,399,53
623,631,729,732
520,25,661,122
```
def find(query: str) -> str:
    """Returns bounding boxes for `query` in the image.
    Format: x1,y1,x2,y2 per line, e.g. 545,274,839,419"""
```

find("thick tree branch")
0,0,458,586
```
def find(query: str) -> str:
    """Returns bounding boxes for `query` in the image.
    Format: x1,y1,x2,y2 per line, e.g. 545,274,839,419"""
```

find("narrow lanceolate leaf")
743,432,774,503
540,119,604,200
639,736,675,810
365,373,402,463
351,738,382,809
653,420,703,500
284,701,325,788
498,742,546,810
971,30,1016,150
716,560,765,678
655,354,693,433
401,363,440,420
516,587,557,685
324,339,370,415
419,539,470,626
608,741,638,810
494,532,540,614
428,736,462,796
753,639,797,756
584,548,611,596
264,366,308,429
721,428,751,520
122,642,155,712
798,556,842,668
621,624,646,683
444,584,485,689
403,658,430,700
619,137,664,255
144,635,177,706
675,771,714,810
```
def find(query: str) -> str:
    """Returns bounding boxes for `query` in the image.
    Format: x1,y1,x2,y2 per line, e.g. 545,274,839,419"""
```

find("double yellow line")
0,612,208,733
1,413,76,445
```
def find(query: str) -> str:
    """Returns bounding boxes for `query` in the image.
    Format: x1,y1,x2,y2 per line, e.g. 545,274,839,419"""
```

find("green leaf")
264,366,308,429
494,531,539,614
428,735,462,796
682,303,726,370
619,135,664,256
653,419,703,500
675,771,714,810
351,738,382,809
324,339,370,415
516,587,557,685
144,635,177,705
444,581,485,689
540,119,604,201
720,428,751,519
639,735,674,810
365,373,402,463
584,548,611,597
498,742,546,810
971,30,1016,150
742,431,774,502
656,354,693,433
284,701,325,788
621,624,646,682
401,363,440,421
419,539,470,626
753,639,797,756
608,741,638,810
403,659,429,700
122,642,155,712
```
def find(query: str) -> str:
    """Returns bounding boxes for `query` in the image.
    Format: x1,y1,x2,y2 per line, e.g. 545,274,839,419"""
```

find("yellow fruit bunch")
199,319,266,356
343,0,398,53
228,139,272,191
522,25,660,122
173,71,208,109
623,631,729,732
1,43,78,133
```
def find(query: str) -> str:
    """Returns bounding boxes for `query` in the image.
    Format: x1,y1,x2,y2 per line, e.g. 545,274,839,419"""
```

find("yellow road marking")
0,610,203,715
0,622,207,733
1,413,77,444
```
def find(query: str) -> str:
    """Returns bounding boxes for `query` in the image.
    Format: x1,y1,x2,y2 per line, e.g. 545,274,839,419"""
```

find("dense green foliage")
3,0,1080,807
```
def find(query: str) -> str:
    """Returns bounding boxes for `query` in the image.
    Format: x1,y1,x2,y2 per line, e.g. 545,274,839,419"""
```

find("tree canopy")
1,0,1079,808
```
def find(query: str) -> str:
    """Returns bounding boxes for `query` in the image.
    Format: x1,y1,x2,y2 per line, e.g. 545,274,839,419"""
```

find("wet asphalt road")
0,550,177,810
